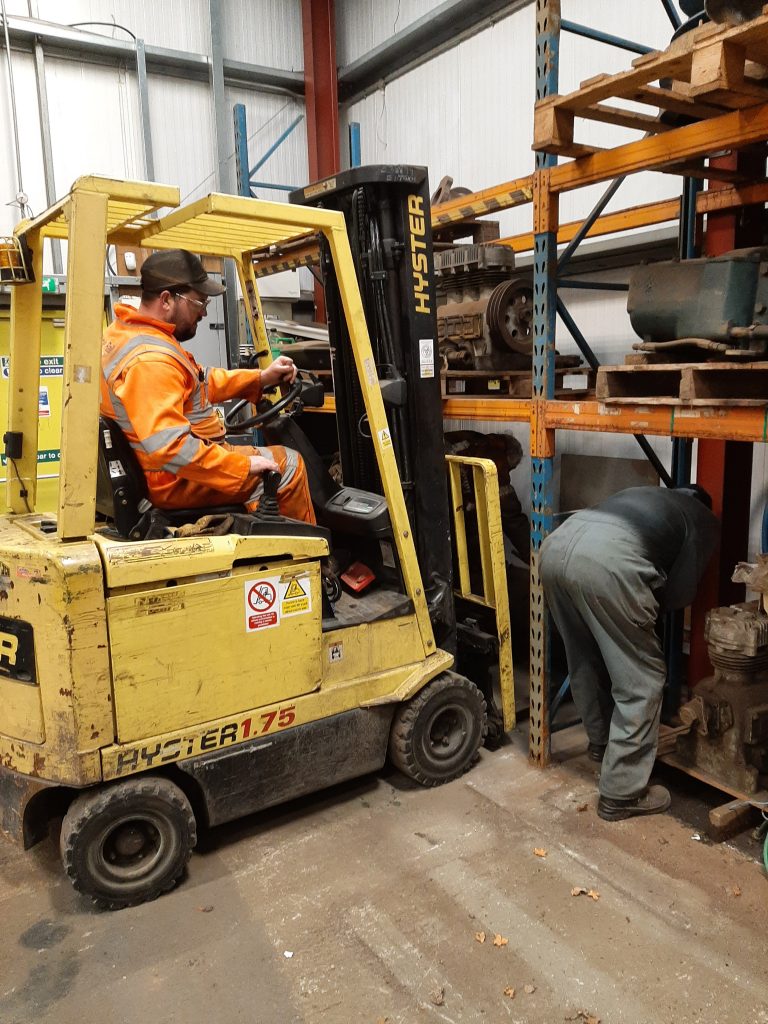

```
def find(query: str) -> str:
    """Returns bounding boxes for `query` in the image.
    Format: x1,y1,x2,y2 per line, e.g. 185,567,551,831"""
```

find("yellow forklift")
0,175,513,909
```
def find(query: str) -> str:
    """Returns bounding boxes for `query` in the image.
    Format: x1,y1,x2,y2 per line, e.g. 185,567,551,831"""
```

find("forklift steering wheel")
224,376,305,432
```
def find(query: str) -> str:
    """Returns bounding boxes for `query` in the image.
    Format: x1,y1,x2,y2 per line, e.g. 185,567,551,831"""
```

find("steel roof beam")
338,0,532,104
2,14,304,96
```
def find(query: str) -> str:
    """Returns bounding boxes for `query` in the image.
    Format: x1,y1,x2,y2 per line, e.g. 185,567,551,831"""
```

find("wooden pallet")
442,366,594,398
535,8,768,160
596,361,768,405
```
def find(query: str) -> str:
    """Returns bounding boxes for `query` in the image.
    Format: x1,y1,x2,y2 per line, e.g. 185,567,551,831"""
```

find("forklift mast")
291,166,455,649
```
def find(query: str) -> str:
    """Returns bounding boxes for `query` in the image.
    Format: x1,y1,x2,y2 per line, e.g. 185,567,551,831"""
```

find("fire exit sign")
41,277,58,293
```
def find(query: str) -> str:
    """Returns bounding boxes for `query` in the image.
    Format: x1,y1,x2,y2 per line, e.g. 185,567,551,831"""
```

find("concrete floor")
1,726,767,1024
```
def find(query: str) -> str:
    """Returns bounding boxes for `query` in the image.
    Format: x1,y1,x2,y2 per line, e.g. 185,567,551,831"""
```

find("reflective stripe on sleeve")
140,424,192,455
160,435,203,472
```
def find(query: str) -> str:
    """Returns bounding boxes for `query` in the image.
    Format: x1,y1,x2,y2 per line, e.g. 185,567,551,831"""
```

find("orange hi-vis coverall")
100,304,315,523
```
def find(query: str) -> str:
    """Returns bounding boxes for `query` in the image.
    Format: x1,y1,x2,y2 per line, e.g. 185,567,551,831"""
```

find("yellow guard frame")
9,176,436,655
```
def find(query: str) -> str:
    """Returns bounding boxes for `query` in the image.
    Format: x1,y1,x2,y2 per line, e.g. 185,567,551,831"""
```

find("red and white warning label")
244,573,313,632
244,577,280,632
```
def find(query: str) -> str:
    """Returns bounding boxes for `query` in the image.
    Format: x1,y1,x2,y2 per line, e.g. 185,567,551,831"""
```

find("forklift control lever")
251,470,283,522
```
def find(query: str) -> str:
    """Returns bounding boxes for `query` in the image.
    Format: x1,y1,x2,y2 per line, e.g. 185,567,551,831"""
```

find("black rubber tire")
389,671,488,786
60,776,197,910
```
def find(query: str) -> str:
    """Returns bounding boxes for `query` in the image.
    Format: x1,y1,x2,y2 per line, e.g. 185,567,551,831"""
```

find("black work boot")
597,785,671,821
587,742,606,763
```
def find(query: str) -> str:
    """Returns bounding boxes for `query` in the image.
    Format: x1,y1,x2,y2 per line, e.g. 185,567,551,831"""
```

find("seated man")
101,249,315,524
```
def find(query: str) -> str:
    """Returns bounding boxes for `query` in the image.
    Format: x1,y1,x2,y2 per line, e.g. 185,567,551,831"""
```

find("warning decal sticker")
245,576,281,632
281,576,311,617
245,574,313,631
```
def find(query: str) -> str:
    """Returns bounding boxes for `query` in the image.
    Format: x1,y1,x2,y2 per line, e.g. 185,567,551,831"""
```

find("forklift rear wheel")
389,672,487,786
60,776,197,910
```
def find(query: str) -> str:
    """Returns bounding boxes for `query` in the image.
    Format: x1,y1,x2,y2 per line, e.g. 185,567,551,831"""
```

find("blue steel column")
348,122,362,167
234,103,251,197
530,0,560,767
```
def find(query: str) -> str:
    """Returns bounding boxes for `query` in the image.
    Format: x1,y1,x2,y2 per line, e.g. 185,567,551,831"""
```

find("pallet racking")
527,0,768,767
284,2,768,772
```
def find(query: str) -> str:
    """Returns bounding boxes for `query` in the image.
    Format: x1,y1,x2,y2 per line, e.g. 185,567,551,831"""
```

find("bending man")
540,486,718,821
101,249,315,523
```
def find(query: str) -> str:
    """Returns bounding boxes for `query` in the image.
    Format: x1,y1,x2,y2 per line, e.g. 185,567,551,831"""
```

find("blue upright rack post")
530,0,561,767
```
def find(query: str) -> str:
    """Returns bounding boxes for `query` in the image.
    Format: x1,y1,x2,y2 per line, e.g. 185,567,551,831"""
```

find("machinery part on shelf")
486,277,535,355
388,671,487,786
60,776,197,910
628,247,768,358
632,336,768,358
435,245,534,369
676,602,768,795
430,175,472,206
706,0,763,24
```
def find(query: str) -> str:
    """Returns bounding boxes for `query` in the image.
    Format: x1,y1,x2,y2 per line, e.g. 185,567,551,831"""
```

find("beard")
174,323,198,342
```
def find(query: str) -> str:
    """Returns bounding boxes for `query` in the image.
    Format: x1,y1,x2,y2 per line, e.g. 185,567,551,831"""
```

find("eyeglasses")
174,292,210,311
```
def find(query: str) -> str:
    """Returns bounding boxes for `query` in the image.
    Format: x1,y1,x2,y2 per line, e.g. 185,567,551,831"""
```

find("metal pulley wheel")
485,278,534,355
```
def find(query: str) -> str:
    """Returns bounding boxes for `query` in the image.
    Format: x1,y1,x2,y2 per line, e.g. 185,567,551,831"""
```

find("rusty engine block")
434,245,534,372
676,602,768,794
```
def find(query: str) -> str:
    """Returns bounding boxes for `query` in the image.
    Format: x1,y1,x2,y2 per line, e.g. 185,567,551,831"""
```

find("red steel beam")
689,150,765,684
301,0,340,181
301,0,340,322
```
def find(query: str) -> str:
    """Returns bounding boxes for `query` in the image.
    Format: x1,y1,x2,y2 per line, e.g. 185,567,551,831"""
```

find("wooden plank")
630,83,727,120
532,13,768,160
597,362,768,406
556,48,694,113
558,12,768,117
708,798,758,841
596,365,684,402
578,103,670,135
687,37,768,106
534,100,603,157
660,752,768,810
681,363,768,403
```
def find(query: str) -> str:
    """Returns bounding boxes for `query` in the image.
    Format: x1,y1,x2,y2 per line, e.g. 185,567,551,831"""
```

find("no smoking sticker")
244,576,281,632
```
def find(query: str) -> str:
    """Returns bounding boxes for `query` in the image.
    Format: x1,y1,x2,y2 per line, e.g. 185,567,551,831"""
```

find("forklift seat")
96,417,330,544
96,417,247,539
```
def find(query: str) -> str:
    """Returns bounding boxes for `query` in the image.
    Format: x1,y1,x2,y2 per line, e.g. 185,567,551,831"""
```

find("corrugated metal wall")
336,0,448,65
1,1,765,554
342,1,683,235
0,0,307,235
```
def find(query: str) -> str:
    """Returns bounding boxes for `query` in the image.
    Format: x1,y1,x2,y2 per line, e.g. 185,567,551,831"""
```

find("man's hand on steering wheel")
261,355,297,390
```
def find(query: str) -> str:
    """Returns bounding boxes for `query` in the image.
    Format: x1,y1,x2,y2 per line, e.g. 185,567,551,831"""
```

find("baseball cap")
141,249,226,297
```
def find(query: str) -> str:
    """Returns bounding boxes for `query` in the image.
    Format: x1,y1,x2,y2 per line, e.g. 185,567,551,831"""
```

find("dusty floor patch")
0,725,765,1024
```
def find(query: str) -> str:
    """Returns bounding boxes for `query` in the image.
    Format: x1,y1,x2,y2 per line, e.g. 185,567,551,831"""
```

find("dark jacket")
564,486,720,610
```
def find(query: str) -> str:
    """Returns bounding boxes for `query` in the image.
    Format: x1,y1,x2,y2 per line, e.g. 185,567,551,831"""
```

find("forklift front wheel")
389,672,488,786
60,776,197,910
